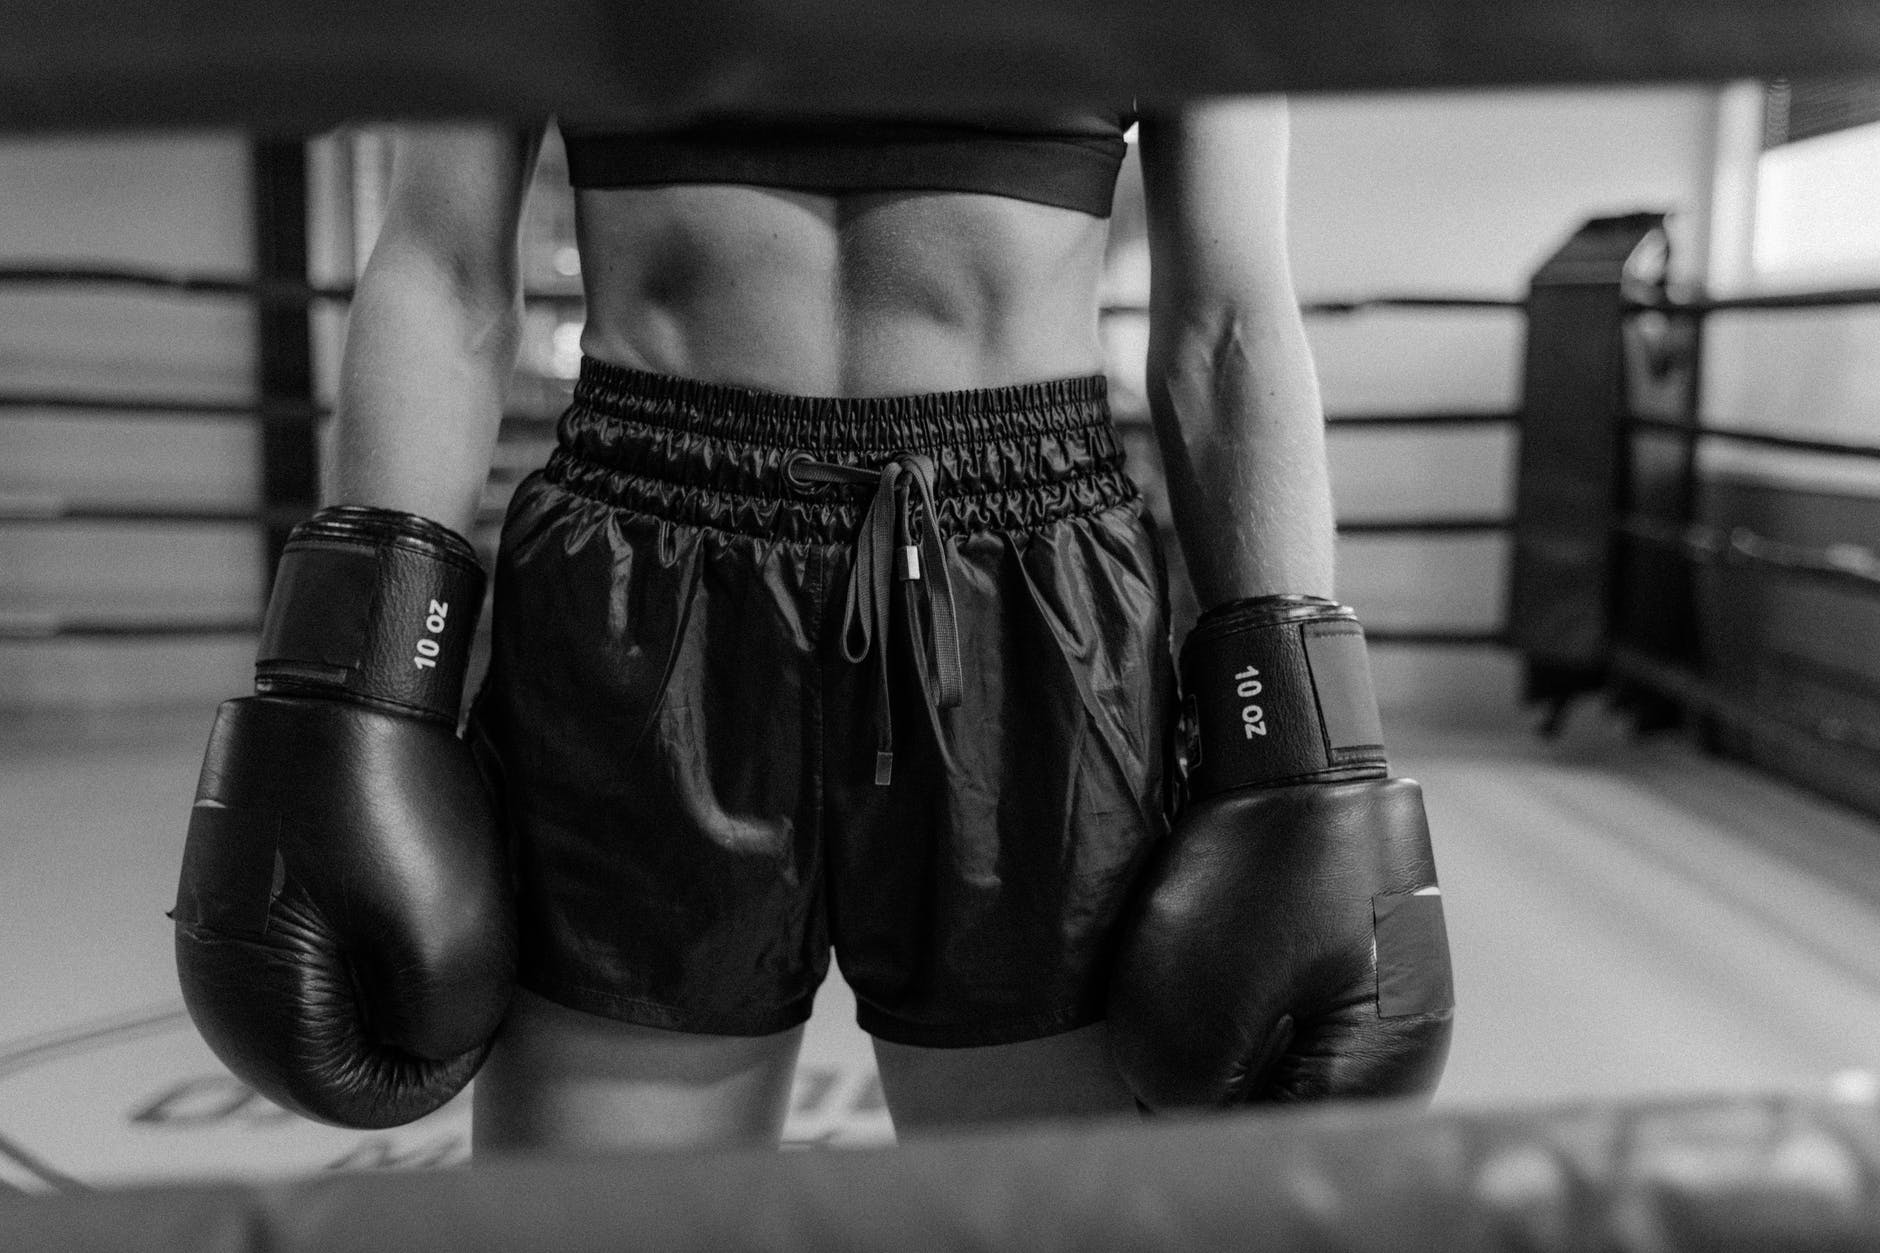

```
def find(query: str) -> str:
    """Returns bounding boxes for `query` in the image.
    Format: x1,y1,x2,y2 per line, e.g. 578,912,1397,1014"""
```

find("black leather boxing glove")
172,505,514,1129
1109,595,1454,1108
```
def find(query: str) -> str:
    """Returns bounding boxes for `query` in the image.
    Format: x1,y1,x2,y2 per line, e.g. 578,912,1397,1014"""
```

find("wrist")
254,505,485,722
1177,594,1387,799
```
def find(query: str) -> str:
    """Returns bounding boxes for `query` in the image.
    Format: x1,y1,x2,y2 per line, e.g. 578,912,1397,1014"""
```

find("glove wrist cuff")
1179,594,1387,797
255,505,486,723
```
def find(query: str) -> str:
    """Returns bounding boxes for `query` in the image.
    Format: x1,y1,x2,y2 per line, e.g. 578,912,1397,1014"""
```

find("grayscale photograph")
1,2,1878,1247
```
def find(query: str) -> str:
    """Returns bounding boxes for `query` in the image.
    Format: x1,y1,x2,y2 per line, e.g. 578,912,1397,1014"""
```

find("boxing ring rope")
8,0,1880,131
1639,286,1880,314
0,264,352,306
1619,516,1880,601
1606,644,1880,762
6,1091,1880,1251
1628,415,1880,463
0,261,585,313
0,391,326,422
0,611,261,640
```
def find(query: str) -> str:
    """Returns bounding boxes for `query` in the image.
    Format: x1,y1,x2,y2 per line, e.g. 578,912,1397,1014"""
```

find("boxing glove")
172,506,514,1129
1109,595,1454,1108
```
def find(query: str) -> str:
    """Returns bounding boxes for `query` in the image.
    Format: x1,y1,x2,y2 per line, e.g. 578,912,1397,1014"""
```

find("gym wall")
0,132,259,710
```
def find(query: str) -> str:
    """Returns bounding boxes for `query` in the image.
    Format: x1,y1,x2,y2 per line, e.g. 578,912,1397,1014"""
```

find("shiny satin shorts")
470,358,1174,1046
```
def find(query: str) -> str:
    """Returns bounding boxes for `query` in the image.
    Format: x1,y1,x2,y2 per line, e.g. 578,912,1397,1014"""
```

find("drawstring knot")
785,450,964,785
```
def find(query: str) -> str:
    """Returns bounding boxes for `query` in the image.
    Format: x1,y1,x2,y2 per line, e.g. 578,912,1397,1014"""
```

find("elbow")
1152,307,1250,384
1148,296,1316,423
356,235,524,355
1147,306,1258,431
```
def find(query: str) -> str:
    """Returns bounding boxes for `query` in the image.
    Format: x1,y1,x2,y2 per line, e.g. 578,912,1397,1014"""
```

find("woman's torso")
564,112,1127,396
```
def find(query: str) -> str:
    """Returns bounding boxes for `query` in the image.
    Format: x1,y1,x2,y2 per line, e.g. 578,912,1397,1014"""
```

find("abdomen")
574,184,1110,396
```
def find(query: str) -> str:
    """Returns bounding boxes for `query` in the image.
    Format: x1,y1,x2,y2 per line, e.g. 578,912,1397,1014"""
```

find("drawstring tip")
874,751,894,786
898,545,922,581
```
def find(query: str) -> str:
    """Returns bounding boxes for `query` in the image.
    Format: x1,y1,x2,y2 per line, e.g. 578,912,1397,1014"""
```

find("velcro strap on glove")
255,505,485,723
1180,595,1387,798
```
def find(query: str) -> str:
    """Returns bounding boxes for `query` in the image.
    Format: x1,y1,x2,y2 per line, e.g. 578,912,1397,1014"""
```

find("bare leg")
472,988,805,1157
870,1021,1138,1136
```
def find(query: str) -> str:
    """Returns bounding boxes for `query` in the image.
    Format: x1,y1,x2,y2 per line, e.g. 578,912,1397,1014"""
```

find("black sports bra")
558,111,1133,218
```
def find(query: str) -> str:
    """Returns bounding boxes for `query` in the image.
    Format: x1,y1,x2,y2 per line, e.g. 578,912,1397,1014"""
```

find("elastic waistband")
541,358,1139,542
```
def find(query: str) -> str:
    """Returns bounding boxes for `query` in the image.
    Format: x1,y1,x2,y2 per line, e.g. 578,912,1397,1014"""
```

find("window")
1751,79,1880,284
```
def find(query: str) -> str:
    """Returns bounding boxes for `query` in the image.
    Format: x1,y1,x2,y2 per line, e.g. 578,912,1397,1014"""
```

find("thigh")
476,479,826,1037
870,1022,1137,1135
472,989,805,1156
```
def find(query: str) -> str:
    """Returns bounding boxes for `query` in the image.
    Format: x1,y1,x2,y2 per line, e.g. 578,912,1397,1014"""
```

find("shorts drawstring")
786,451,963,785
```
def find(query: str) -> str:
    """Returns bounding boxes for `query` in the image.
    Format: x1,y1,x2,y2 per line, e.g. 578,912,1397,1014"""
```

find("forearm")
329,240,521,535
1147,301,1334,606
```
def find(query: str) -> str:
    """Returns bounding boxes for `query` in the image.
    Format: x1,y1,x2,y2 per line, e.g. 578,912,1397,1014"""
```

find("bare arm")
330,123,546,534
1139,98,1333,606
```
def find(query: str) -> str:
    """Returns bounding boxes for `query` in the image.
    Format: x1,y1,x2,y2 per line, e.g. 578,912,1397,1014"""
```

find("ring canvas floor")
4,700,1880,1190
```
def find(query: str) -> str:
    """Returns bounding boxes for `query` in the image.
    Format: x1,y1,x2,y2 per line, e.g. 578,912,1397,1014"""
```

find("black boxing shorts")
469,359,1174,1047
